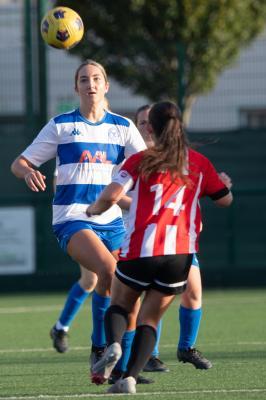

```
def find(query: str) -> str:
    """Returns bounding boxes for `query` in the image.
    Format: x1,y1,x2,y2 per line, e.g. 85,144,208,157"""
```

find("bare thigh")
110,278,175,331
67,229,116,296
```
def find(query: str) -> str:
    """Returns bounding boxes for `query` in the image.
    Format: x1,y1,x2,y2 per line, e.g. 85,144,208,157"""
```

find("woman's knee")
182,266,202,306
95,268,114,295
79,267,98,291
181,287,202,308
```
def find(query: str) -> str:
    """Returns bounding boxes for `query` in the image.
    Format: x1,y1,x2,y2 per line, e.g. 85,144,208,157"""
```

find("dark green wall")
189,128,266,287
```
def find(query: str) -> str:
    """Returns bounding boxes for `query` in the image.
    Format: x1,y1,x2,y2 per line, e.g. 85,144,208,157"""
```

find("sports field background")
1,289,266,400
1,4,266,399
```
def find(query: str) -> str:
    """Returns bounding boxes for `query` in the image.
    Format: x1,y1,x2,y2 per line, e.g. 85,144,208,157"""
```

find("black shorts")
116,254,193,295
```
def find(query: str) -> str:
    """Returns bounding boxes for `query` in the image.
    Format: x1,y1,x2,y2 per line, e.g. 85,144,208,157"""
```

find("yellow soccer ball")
40,7,84,50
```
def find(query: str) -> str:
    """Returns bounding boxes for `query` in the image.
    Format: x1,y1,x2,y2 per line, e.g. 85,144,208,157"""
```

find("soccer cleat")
143,356,169,372
108,369,154,385
107,376,137,394
91,342,122,385
135,375,154,384
177,348,213,369
50,326,68,353
90,345,106,372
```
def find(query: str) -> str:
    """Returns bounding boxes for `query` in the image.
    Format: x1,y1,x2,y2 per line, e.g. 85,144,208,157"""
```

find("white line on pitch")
1,388,266,399
0,305,63,314
1,341,266,354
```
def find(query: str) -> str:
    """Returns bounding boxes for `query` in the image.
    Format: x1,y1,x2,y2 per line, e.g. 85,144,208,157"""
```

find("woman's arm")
11,156,46,192
117,194,132,211
214,192,233,207
214,171,233,207
86,182,125,216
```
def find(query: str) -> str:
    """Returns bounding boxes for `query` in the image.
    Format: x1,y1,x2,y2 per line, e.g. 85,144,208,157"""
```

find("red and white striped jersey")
113,148,229,260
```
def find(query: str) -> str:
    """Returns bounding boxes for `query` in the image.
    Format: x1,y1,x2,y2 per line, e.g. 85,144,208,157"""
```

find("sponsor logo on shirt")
79,150,112,164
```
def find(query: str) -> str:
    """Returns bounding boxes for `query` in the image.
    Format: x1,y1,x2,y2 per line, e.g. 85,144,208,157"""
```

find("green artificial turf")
0,289,266,400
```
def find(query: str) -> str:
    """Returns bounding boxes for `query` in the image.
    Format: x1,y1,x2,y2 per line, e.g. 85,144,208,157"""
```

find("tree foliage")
55,0,266,117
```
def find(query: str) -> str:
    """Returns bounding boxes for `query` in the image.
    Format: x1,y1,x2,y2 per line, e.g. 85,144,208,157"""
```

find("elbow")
10,160,18,177
108,194,120,204
102,192,121,206
227,194,233,206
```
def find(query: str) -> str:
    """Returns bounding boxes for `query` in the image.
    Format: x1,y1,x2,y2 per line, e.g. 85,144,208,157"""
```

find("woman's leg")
57,266,97,331
79,265,98,291
126,289,175,375
67,229,116,295
179,265,202,348
111,297,140,377
178,264,212,369
67,229,117,357
91,276,141,384
143,318,169,372
50,266,97,353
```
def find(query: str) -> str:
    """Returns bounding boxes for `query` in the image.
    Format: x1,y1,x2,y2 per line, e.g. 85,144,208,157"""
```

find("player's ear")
105,81,110,94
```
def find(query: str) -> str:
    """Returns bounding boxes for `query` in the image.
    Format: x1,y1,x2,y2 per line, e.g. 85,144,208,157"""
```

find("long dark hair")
138,101,189,181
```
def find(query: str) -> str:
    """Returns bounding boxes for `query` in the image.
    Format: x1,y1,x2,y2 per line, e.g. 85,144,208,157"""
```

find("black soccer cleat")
50,326,68,353
143,356,169,372
177,348,213,369
108,369,154,385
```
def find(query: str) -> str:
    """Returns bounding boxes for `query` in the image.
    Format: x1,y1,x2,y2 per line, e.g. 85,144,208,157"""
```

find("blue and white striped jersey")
22,108,146,226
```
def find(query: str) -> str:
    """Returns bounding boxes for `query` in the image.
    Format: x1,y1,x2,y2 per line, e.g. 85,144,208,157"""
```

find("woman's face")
136,108,154,147
75,64,109,106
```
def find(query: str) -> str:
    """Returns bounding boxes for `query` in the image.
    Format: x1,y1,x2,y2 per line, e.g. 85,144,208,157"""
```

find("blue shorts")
53,218,125,253
191,254,200,268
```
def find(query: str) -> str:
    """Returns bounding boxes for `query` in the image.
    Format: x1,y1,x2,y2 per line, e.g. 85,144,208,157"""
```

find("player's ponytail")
138,101,189,182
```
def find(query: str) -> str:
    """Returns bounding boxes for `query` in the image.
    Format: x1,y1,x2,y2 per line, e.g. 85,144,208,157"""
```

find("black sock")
104,304,129,345
125,324,157,379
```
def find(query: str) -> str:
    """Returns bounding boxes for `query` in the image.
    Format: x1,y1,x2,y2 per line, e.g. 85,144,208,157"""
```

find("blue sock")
58,282,89,329
115,330,135,372
178,305,202,350
91,291,110,348
151,319,162,357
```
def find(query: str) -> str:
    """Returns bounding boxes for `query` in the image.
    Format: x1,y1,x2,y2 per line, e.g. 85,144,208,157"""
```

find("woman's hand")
24,170,46,192
11,156,46,192
86,204,97,217
219,172,232,190
86,182,125,217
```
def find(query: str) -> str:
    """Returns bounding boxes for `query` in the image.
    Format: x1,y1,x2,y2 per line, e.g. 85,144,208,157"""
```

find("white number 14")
150,184,185,216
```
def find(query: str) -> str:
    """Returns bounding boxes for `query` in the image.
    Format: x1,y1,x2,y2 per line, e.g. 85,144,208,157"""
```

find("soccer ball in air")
40,7,84,50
